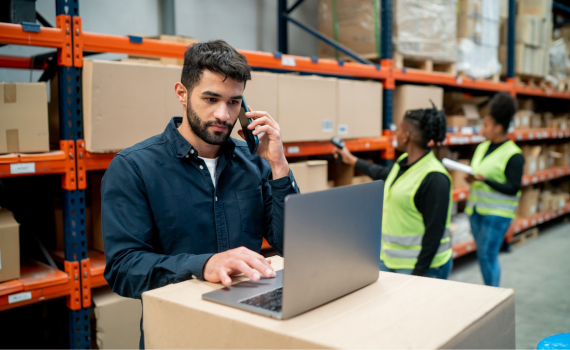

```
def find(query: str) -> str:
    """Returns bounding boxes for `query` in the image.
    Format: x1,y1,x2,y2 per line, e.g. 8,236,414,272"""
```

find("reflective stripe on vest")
384,239,452,259
381,151,453,270
383,228,450,246
465,140,522,219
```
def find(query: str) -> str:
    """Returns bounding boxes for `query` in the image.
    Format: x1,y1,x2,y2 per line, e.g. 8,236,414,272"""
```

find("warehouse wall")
0,0,319,83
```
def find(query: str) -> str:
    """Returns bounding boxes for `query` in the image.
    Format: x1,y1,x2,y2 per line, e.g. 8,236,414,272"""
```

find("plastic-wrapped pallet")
393,0,457,63
548,38,567,88
450,213,474,246
456,0,502,79
318,0,381,59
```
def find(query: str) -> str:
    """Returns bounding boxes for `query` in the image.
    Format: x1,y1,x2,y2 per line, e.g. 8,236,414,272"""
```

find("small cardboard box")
0,209,20,283
337,79,382,139
539,190,552,212
555,143,570,167
278,75,337,142
92,286,142,349
81,60,183,153
351,175,373,185
0,83,49,154
518,188,540,218
514,110,533,130
142,256,516,349
447,116,468,130
230,71,279,141
522,145,542,175
393,85,444,127
530,113,543,128
288,160,328,194
449,160,471,190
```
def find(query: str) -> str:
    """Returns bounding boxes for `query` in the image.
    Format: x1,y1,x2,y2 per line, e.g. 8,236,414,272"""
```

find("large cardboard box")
518,187,540,218
393,85,444,127
230,71,279,141
92,286,142,349
288,161,328,194
517,0,552,20
82,60,182,153
142,256,516,349
0,83,49,154
0,209,20,283
337,79,382,139
278,75,337,142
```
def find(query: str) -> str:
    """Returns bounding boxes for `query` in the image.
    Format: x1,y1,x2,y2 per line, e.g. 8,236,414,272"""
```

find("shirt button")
185,154,189,158
199,165,204,170
190,149,194,154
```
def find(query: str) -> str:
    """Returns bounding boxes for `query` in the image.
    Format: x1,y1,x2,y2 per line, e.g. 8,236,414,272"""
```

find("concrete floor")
449,220,570,349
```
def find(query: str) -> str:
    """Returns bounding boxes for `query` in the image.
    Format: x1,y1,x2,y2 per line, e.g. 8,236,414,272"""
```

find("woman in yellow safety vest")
334,105,453,279
465,92,523,287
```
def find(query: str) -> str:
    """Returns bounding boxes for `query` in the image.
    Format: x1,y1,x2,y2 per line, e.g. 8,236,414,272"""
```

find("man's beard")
187,103,235,145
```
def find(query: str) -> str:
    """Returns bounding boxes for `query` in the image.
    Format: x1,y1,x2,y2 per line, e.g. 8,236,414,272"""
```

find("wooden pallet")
457,71,501,83
511,227,539,245
393,53,456,75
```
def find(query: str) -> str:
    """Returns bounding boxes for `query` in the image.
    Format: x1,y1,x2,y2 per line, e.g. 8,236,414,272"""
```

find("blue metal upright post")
278,0,288,54
55,0,90,348
381,0,393,132
507,0,516,78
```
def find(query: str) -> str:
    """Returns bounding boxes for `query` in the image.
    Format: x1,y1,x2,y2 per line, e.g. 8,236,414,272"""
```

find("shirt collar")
164,117,236,159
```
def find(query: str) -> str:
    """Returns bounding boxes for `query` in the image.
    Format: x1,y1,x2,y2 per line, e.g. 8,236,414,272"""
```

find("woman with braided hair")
334,105,453,279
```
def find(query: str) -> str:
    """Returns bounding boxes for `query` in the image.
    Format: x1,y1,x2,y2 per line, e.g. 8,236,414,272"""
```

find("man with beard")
101,40,299,347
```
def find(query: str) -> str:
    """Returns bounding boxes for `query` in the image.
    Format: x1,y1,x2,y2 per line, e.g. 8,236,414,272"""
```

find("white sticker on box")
322,120,333,133
10,163,35,174
9,292,32,304
530,205,536,216
281,57,296,67
539,160,545,170
337,124,348,135
287,146,300,154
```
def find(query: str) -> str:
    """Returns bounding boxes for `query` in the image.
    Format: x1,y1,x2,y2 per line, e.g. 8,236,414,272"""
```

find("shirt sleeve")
483,153,525,196
354,159,393,181
102,155,214,299
262,166,300,255
412,172,451,276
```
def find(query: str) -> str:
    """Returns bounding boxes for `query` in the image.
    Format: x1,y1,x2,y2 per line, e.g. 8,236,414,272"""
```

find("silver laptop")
202,180,384,319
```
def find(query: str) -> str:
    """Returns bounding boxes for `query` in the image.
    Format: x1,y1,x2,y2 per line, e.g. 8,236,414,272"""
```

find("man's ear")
174,82,188,106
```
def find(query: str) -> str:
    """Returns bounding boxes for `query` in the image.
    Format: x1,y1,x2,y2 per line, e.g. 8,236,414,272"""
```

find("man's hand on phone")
333,147,358,166
203,247,276,286
238,108,289,179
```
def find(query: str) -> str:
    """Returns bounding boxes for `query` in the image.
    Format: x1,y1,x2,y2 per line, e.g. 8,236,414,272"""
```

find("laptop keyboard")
239,287,283,312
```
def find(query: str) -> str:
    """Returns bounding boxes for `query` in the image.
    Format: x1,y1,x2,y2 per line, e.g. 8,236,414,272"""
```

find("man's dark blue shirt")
101,117,299,346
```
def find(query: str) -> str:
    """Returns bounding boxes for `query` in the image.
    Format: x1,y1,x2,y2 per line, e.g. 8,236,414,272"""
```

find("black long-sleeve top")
482,141,525,195
355,151,450,276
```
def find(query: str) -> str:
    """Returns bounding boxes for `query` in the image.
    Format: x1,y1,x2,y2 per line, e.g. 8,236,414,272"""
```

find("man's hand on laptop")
203,247,276,286
238,109,289,180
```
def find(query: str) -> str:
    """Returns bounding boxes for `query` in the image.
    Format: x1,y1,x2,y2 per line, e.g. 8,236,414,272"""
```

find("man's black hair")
488,92,517,133
403,102,447,149
181,40,252,92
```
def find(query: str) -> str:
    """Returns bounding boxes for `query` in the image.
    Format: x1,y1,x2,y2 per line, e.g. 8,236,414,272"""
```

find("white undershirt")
198,156,218,187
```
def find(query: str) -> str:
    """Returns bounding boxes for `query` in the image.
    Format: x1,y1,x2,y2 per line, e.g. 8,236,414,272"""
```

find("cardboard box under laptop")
393,85,444,127
0,209,20,283
92,286,142,349
142,256,515,349
0,82,49,154
287,161,328,194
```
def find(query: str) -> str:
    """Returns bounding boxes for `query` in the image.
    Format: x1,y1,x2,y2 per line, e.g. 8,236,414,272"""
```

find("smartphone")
331,136,346,149
238,97,259,155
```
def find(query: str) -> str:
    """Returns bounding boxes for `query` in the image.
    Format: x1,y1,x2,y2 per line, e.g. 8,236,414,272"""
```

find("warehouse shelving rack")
2,0,570,347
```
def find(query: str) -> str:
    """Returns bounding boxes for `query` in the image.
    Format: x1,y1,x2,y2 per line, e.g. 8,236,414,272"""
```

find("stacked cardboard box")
288,161,329,194
522,144,542,175
443,92,487,132
499,0,552,77
392,85,444,127
457,0,502,79
128,35,198,65
0,83,49,154
0,209,20,283
318,0,457,63
518,187,540,218
523,187,569,218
